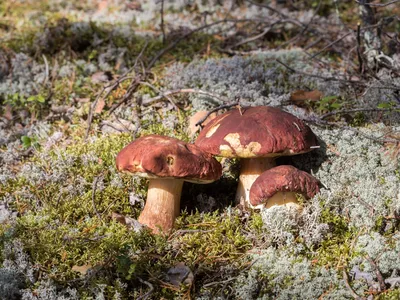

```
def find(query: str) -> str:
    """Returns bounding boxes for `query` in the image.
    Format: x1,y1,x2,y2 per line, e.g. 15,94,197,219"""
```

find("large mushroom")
116,135,222,233
195,106,318,207
249,165,320,209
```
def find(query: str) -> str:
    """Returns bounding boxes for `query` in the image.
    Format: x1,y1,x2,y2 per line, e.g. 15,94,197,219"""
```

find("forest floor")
1,1,400,299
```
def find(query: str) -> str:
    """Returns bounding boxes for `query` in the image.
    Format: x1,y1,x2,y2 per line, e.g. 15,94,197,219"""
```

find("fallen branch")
142,88,226,106
365,255,387,292
92,175,102,220
136,276,155,300
276,59,400,90
139,81,179,110
320,106,400,119
305,117,400,144
355,0,400,7
342,268,365,299
195,101,240,128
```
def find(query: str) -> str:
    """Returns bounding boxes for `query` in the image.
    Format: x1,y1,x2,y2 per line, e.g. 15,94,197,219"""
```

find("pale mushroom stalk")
116,135,222,234
263,192,300,209
195,106,319,209
249,165,320,210
138,178,184,233
235,157,276,207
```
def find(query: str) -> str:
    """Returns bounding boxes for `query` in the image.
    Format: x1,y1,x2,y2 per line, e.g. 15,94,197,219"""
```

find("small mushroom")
195,106,319,207
116,135,222,233
249,165,320,209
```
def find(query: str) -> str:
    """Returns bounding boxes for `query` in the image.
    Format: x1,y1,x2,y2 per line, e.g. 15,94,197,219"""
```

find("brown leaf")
3,104,13,120
290,90,323,106
94,98,105,114
72,264,92,275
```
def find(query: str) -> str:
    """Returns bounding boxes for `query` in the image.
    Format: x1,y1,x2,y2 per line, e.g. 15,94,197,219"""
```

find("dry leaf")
3,104,13,120
94,98,105,114
72,264,92,275
290,90,323,106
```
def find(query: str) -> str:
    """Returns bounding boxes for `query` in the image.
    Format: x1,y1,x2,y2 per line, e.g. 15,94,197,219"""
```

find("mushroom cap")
116,135,222,183
249,165,320,206
195,106,318,158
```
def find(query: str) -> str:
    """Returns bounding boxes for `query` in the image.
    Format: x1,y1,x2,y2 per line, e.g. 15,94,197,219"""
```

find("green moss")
311,205,358,268
377,289,400,300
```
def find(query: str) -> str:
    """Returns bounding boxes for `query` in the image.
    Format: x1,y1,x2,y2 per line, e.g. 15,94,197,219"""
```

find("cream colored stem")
264,192,301,210
235,157,276,207
138,178,183,234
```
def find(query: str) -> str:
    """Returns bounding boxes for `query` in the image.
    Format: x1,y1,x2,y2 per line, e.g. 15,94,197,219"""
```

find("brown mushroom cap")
195,106,318,158
116,134,222,183
249,165,320,206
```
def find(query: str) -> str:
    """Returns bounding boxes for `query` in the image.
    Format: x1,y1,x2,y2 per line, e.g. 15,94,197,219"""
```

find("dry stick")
321,106,400,119
142,88,226,106
136,276,155,300
309,31,353,59
92,175,102,220
195,101,240,128
365,255,387,292
160,0,166,44
229,22,279,49
355,0,400,7
305,117,399,144
147,18,272,70
356,23,364,74
138,81,179,110
85,42,150,140
276,59,400,90
342,269,365,300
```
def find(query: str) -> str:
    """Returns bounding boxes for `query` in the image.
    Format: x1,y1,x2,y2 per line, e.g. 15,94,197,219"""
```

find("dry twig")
195,101,240,128
142,88,226,106
136,276,155,300
92,175,102,220
365,255,387,292
342,268,365,299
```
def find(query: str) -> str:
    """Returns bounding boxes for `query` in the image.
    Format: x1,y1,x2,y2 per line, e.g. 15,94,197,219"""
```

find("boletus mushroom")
249,165,320,209
195,106,319,207
116,135,222,233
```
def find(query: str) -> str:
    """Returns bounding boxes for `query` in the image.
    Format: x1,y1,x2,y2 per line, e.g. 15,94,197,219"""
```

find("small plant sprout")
195,106,319,208
249,165,320,210
116,135,222,234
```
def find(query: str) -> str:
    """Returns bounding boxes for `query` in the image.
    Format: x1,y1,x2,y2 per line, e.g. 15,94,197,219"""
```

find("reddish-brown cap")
116,135,222,183
195,106,318,158
249,165,320,206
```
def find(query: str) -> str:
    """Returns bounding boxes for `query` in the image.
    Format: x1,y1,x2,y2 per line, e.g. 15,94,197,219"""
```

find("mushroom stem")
138,178,184,233
235,157,276,207
264,192,301,210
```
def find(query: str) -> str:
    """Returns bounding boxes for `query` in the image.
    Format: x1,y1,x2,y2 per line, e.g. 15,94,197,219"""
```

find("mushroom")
116,135,222,233
195,106,318,207
249,165,320,209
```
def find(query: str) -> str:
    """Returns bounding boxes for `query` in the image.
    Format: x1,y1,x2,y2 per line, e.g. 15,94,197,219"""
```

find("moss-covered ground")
1,1,400,299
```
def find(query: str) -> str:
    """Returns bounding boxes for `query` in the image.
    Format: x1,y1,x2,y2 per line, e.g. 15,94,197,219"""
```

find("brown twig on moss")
304,117,400,144
355,0,400,8
136,276,155,300
160,0,166,44
195,101,240,128
342,268,365,300
365,255,387,292
320,106,400,119
92,175,102,220
276,59,400,90
142,88,227,106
